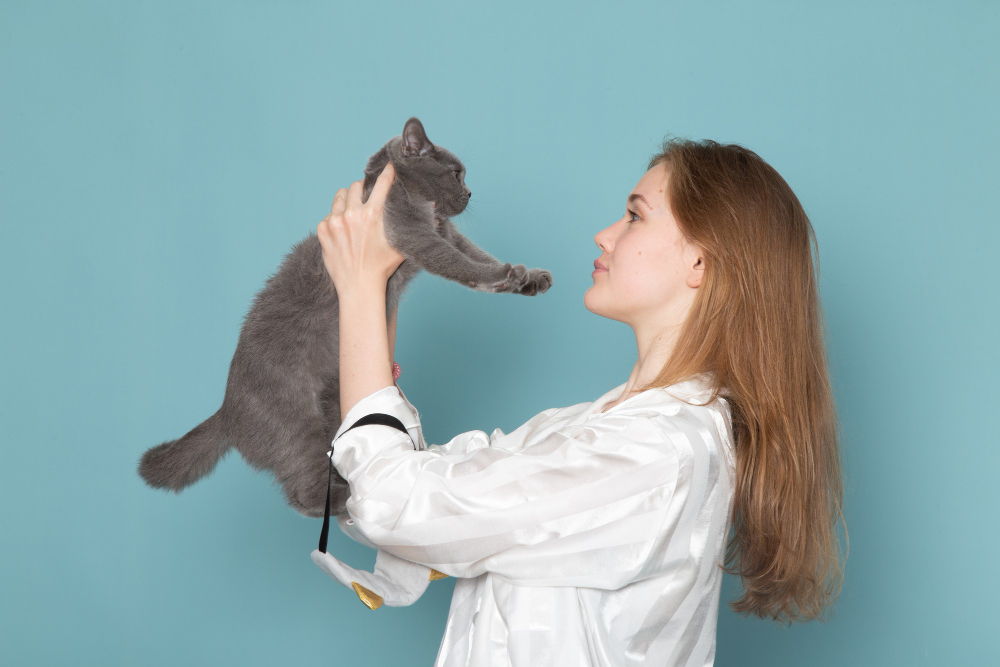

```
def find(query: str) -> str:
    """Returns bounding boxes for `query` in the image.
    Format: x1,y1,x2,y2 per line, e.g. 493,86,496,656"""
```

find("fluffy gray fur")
137,117,553,517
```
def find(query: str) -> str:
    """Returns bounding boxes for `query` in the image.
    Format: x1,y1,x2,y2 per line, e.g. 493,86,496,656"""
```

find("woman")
314,138,846,666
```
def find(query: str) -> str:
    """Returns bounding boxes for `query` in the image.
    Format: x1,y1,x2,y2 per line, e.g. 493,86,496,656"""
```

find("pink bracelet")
392,361,401,381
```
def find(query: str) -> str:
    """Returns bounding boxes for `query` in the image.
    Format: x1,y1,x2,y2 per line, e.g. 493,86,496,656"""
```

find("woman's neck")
615,322,682,400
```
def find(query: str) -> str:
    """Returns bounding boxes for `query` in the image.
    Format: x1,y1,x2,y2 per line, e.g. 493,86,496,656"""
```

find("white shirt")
330,373,736,667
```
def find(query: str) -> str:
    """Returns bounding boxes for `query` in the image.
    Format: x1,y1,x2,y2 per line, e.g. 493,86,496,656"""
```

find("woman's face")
584,163,704,329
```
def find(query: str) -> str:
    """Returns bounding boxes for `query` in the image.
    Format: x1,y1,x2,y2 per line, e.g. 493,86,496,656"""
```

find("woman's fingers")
331,188,348,216
330,162,394,224
346,179,364,210
367,162,395,211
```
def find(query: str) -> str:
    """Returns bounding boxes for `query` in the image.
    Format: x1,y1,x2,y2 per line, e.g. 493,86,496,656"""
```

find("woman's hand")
316,162,405,296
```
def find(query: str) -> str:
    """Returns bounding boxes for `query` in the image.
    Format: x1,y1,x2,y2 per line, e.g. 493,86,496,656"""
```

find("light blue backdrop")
2,1,997,664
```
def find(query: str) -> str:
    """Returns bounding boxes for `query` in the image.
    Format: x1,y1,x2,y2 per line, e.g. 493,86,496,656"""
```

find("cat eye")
454,170,462,180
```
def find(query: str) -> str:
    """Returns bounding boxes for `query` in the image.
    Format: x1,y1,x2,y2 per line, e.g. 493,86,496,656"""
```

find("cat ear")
401,117,434,158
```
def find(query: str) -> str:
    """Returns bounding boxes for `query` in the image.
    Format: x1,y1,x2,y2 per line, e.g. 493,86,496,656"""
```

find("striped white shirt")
330,373,736,666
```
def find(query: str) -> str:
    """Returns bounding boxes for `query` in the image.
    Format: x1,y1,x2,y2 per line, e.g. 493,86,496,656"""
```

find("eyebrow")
628,193,652,209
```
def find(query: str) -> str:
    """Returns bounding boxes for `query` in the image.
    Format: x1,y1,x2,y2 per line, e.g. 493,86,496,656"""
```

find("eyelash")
626,210,639,223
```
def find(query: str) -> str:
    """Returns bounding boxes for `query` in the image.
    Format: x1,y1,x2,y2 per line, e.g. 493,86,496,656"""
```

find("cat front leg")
436,218,501,265
397,224,529,293
417,220,553,295
381,194,505,290
437,219,553,295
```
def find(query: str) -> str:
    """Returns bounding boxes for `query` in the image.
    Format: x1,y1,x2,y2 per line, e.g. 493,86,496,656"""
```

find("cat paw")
514,268,553,296
488,262,530,293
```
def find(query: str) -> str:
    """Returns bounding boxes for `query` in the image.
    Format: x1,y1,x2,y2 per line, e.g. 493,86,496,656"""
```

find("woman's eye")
627,211,639,223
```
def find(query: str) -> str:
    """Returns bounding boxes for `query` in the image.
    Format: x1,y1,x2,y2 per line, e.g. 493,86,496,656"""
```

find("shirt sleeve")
331,385,705,589
331,384,500,549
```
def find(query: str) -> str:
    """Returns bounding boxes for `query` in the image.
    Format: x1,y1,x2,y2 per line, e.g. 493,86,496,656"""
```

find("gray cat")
137,117,553,518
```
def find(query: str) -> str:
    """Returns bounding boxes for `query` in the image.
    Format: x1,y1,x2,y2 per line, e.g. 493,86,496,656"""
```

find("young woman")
315,138,846,666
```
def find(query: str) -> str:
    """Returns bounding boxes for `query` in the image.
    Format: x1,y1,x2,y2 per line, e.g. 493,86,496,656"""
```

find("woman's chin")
582,288,603,315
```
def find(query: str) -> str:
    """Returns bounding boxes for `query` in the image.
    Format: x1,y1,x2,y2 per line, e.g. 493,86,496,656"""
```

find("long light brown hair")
637,137,847,623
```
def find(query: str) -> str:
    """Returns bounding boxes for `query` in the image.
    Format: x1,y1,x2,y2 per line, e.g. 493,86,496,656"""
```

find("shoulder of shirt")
534,374,731,427
600,381,736,467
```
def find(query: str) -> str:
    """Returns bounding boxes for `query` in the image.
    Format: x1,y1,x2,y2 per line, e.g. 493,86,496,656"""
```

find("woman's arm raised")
315,162,404,417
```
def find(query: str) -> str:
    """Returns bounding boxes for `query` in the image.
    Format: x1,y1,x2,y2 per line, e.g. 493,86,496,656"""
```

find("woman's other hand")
317,162,405,296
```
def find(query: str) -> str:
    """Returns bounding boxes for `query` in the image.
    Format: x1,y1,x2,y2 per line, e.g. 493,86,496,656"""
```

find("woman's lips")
593,259,608,275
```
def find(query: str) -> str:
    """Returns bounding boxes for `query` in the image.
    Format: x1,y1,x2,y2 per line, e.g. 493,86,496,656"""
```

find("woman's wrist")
337,280,394,418
336,279,387,306
337,278,397,361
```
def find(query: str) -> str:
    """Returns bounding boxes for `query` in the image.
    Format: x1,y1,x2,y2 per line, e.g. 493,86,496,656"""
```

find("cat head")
365,117,471,217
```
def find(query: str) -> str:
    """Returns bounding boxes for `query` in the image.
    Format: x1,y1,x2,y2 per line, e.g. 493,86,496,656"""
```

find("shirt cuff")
331,384,423,483
333,384,420,442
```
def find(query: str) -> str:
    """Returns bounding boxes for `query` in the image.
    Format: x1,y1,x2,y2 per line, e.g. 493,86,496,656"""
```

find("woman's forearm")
338,284,394,419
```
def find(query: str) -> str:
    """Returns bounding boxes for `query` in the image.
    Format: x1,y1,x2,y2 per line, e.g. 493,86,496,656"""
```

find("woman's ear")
686,249,705,289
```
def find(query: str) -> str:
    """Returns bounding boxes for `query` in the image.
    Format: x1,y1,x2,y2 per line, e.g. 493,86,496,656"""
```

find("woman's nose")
594,225,613,252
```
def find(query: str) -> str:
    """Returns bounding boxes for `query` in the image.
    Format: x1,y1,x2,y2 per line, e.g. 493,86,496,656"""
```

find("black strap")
318,412,412,553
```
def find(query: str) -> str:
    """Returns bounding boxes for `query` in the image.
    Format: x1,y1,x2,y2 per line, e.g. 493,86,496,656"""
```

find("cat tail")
138,412,230,492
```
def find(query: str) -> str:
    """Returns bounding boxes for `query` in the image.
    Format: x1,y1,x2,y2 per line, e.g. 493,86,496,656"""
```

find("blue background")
2,1,997,664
